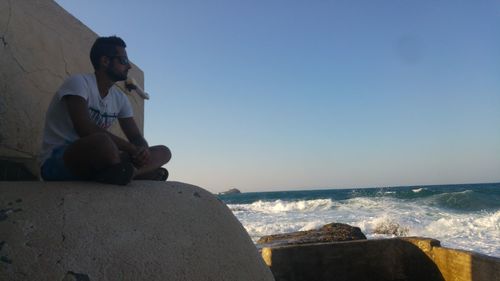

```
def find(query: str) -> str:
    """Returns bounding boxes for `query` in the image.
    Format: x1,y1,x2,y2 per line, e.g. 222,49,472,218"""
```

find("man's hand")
131,146,151,168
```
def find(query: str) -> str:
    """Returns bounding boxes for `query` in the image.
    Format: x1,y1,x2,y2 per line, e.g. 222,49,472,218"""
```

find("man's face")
105,47,131,82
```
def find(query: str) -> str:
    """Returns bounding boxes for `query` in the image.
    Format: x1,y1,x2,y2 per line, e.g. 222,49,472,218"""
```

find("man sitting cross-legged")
40,36,170,185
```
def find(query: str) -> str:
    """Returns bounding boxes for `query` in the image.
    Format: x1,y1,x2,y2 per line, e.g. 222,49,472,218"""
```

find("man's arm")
64,95,137,155
118,117,148,148
118,117,151,167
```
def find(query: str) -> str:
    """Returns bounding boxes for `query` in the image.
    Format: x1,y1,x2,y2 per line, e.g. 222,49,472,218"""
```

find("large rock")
257,222,366,247
0,0,145,178
0,181,274,281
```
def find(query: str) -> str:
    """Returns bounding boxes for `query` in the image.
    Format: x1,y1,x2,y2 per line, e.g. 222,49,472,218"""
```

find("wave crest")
229,198,335,214
428,190,500,211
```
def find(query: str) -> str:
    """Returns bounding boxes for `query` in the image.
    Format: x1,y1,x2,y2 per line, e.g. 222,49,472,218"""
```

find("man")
40,36,170,185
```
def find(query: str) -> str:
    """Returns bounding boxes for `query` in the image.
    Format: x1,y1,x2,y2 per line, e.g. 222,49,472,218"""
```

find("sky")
54,0,500,193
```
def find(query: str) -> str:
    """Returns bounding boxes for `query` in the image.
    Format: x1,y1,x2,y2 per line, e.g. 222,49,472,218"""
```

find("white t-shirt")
40,73,133,165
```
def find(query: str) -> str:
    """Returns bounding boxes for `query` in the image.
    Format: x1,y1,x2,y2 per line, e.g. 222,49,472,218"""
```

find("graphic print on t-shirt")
89,107,118,129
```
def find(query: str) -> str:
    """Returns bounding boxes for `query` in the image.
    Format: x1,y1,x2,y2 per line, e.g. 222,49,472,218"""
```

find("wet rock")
257,222,367,246
373,219,409,236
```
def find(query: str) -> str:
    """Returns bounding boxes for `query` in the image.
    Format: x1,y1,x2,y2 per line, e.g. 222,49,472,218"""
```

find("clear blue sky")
55,0,500,192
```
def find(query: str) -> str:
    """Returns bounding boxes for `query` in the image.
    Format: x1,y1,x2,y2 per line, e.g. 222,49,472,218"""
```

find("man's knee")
155,145,171,164
73,132,119,163
88,133,118,154
63,133,120,175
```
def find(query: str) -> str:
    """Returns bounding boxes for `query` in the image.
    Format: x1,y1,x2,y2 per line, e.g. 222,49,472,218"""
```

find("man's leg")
63,133,121,179
132,145,171,180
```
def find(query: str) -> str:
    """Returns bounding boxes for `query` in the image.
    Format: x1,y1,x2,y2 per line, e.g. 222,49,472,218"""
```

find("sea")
218,182,500,258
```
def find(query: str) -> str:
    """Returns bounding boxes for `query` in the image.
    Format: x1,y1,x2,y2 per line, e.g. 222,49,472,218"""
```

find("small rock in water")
218,188,241,195
373,220,409,236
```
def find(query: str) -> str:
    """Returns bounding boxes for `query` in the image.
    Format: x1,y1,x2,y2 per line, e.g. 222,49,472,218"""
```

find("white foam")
422,210,500,254
228,198,336,214
298,220,325,231
227,197,500,257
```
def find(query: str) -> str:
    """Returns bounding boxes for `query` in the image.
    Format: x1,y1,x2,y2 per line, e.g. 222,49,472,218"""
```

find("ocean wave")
242,219,325,241
231,201,500,256
340,197,405,212
348,186,438,201
223,183,500,257
228,198,336,214
422,210,500,254
425,190,500,211
243,222,297,238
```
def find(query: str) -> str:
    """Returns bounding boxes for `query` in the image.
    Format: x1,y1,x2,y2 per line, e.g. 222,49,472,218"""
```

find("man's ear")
99,56,110,68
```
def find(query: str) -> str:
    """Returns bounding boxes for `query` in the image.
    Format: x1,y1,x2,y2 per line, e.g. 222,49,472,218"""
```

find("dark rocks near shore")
257,222,366,247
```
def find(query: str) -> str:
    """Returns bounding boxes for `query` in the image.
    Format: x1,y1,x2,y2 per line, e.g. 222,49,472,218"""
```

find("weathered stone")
0,0,145,178
0,181,274,281
257,222,366,247
0,159,37,180
261,237,500,281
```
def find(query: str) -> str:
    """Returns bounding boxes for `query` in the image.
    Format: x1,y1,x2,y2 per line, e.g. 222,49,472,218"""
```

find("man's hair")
89,36,127,70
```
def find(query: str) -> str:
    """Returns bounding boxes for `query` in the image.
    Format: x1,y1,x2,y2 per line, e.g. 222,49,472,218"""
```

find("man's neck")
94,71,115,98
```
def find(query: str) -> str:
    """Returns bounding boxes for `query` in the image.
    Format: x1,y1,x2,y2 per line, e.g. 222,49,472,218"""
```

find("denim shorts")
41,145,83,181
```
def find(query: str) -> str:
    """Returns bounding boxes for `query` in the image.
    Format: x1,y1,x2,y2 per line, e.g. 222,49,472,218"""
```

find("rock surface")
257,222,366,246
0,181,274,281
261,237,500,281
0,159,37,180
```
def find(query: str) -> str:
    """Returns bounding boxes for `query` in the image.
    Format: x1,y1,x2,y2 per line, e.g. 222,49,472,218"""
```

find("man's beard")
106,66,127,82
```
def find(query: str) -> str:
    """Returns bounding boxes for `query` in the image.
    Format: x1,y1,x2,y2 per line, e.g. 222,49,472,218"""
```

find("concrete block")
0,181,274,281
